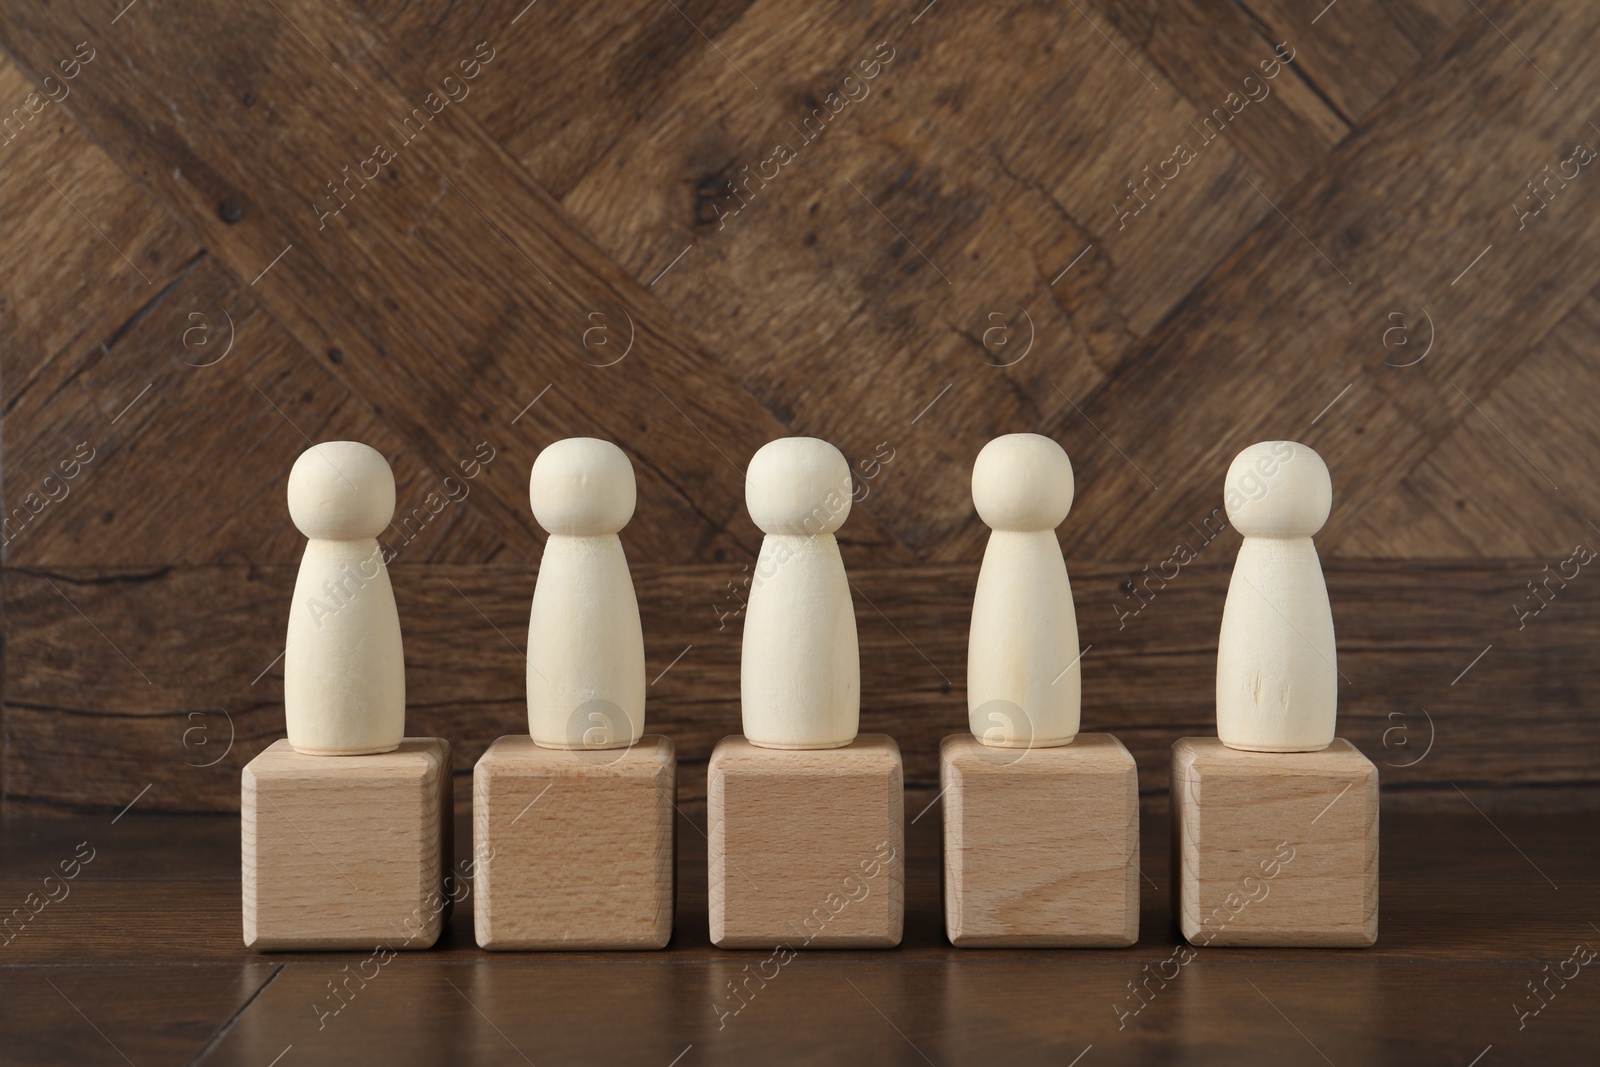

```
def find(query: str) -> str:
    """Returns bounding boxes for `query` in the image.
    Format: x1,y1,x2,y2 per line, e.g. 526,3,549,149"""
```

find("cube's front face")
943,738,1138,947
1174,741,1378,948
709,743,904,949
242,741,450,951
474,747,675,950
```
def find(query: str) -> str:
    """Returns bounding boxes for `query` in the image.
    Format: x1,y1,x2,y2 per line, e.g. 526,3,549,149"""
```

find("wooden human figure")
968,433,1080,748
739,436,859,749
1170,439,1376,949
1215,440,1336,751
472,439,674,950
942,434,1137,947
247,440,450,951
283,440,404,755
709,435,902,948
526,437,646,750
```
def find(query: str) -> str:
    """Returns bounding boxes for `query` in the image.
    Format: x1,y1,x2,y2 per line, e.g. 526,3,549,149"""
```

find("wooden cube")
242,737,452,951
708,734,904,949
1171,737,1378,947
941,732,1139,947
473,734,675,950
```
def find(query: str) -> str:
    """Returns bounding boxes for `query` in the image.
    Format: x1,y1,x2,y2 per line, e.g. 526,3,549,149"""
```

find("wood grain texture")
5,558,1594,815
182,957,1600,1066
941,732,1138,947
0,0,1597,815
0,962,279,1067
3,804,1591,964
708,733,904,948
1,805,1597,1064
472,733,674,950
241,737,452,950
1171,736,1378,948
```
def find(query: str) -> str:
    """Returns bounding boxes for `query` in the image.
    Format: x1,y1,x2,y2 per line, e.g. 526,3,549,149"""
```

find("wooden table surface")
2,801,1595,1065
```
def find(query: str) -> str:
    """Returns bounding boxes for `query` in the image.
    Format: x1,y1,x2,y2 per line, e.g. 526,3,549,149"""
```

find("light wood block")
473,734,675,950
708,734,904,949
941,732,1138,947
1171,737,1378,947
241,737,451,951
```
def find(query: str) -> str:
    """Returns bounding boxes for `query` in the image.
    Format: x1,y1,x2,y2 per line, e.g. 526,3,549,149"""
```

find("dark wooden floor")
2,802,1596,1065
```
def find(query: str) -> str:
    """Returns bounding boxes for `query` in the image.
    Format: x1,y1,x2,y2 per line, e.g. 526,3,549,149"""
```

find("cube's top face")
940,732,1138,856
1172,737,1377,834
940,732,1135,780
707,734,904,852
1173,737,1378,792
477,734,674,784
1172,737,1376,828
709,733,902,782
244,737,449,787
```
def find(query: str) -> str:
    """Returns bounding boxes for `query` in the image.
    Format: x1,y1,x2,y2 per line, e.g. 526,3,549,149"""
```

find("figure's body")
284,441,405,755
526,438,645,750
968,434,1080,748
740,437,859,750
1215,440,1337,752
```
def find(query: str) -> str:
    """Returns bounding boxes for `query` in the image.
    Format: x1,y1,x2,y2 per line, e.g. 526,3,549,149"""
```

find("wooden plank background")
1,0,1596,813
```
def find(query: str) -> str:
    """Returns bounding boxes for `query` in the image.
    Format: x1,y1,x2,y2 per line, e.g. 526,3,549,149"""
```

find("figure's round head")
1223,440,1331,537
971,433,1074,532
529,438,636,536
287,441,395,540
745,437,852,536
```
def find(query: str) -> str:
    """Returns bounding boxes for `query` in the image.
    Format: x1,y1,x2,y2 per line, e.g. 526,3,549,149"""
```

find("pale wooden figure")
942,435,1135,946
526,438,645,749
710,437,901,947
242,738,452,950
473,439,672,949
968,433,1080,747
1216,440,1336,752
740,437,859,749
1171,737,1378,947
284,441,404,755
1177,442,1376,947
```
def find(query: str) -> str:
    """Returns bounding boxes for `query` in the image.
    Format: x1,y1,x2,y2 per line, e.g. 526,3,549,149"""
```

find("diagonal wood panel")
1343,287,1600,557
372,0,763,201
1098,0,1352,186
553,0,1326,562
1,253,514,571
1052,1,1600,564
0,53,202,420
1214,0,1464,123
0,0,910,569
